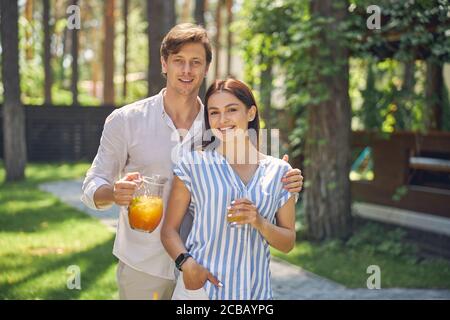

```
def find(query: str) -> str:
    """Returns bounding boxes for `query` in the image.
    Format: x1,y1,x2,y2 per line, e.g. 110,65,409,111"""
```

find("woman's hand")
229,197,296,254
181,258,222,290
227,198,265,230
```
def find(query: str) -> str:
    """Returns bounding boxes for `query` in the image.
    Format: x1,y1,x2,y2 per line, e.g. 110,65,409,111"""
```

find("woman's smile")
218,126,235,133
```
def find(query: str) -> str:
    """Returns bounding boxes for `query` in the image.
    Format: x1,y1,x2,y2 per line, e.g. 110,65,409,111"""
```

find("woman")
161,79,296,300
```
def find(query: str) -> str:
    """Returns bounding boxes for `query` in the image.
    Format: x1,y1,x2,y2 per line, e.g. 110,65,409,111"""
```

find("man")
81,23,303,300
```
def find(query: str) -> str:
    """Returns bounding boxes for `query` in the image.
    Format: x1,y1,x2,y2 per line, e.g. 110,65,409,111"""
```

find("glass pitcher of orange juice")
128,175,167,233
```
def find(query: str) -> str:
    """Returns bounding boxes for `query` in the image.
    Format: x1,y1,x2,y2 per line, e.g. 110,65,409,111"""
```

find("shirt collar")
157,88,205,122
157,88,167,116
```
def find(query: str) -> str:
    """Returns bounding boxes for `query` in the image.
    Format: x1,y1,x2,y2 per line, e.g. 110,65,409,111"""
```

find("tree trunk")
402,60,415,94
122,0,129,100
92,58,99,98
361,60,379,129
194,0,206,25
43,0,53,104
304,0,352,241
194,0,206,99
394,60,416,129
181,0,191,22
147,0,176,96
425,60,443,130
225,0,233,77
214,0,222,79
1,0,27,181
103,0,115,105
70,0,79,105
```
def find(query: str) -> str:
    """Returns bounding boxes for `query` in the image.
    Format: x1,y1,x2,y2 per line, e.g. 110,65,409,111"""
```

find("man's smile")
179,78,194,84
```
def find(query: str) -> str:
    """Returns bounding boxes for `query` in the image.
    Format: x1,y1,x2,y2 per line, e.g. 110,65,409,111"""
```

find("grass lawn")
272,237,450,289
0,163,118,299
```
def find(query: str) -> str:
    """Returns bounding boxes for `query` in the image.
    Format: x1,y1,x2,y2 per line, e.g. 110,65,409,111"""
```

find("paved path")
39,180,450,300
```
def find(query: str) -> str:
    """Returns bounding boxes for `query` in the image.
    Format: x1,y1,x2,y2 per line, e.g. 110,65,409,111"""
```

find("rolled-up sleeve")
173,153,193,193
276,162,296,211
81,109,128,211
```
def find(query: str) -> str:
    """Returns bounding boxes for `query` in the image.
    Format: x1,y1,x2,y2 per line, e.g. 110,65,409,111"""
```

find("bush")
346,222,419,259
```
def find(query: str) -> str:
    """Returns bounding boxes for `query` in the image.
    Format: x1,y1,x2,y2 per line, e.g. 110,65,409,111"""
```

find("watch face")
176,253,186,267
176,253,190,270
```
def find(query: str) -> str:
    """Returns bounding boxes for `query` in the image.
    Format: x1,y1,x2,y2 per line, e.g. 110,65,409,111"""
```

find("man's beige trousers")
116,260,175,300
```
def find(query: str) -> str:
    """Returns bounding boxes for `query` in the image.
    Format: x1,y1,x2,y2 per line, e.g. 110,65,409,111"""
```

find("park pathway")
39,180,450,300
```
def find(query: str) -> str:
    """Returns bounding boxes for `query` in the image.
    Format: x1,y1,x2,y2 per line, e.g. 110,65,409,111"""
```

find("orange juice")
227,214,246,224
128,196,163,233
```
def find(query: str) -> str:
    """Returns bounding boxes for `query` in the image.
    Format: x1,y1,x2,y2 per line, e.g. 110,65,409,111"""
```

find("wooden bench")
409,156,450,173
351,130,450,218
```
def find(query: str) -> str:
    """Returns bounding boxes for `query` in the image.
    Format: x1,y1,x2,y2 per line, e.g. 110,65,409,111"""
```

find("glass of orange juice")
227,203,246,224
128,175,167,233
227,209,246,226
227,190,249,227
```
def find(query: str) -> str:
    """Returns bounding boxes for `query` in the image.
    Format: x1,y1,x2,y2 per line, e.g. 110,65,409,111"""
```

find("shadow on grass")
0,235,117,299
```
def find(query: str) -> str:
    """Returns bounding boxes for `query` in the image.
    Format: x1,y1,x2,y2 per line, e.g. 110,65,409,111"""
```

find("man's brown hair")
160,23,212,65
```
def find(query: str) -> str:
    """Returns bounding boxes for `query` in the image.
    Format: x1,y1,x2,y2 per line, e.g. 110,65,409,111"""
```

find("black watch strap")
175,252,192,271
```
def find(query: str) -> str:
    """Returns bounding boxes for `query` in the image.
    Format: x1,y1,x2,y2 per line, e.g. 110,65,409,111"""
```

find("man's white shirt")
81,89,205,280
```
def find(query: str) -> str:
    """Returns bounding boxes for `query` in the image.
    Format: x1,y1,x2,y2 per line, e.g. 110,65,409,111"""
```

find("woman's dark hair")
203,78,260,150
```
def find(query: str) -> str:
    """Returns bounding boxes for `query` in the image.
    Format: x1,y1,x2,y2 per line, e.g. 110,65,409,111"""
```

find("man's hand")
181,258,222,290
281,154,303,193
113,172,141,206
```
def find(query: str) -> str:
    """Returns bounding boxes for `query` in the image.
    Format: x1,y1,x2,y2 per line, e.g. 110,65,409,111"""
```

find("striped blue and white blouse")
173,148,294,300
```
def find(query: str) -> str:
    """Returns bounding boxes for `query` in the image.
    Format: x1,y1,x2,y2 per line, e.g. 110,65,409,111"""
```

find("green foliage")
392,185,409,201
9,1,150,107
272,233,450,288
348,0,450,62
237,0,339,156
115,80,148,107
309,221,419,260
235,0,302,87
238,0,450,151
346,222,418,259
346,0,450,131
354,58,429,132
359,60,383,129
18,12,44,105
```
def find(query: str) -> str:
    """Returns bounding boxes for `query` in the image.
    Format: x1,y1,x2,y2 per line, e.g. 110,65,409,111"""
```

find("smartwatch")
175,252,192,271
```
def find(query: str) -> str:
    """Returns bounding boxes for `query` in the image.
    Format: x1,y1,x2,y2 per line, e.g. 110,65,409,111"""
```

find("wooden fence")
352,130,450,218
0,105,117,162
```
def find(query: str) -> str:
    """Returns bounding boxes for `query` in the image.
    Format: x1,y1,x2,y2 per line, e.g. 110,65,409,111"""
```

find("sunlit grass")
272,239,450,289
0,162,118,299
